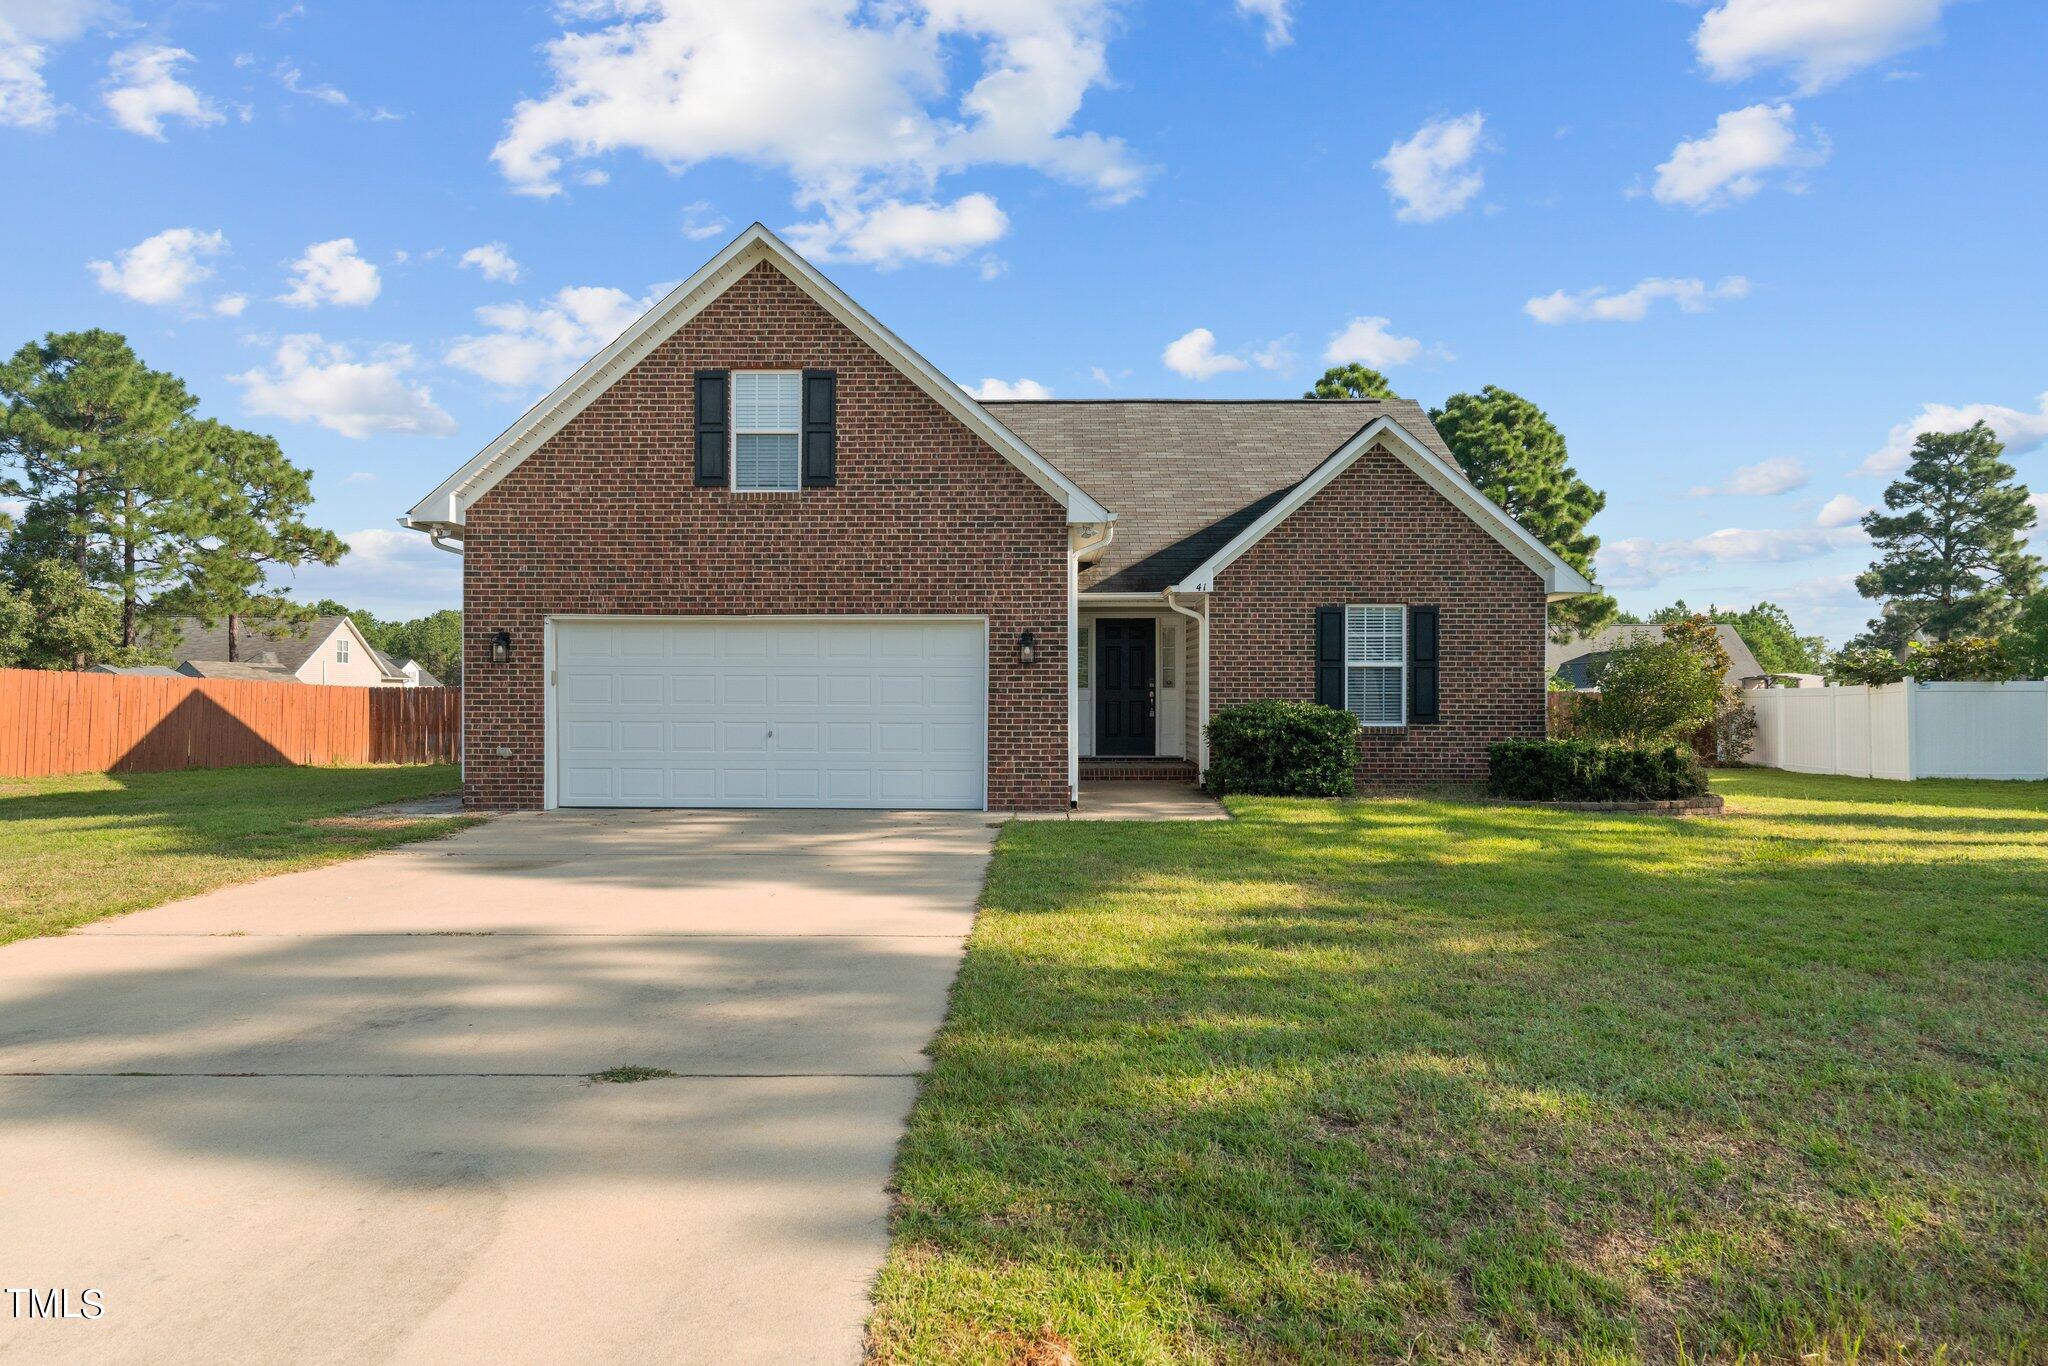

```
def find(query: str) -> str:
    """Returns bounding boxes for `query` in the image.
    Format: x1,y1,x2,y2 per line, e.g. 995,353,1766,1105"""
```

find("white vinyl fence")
1748,681,2048,781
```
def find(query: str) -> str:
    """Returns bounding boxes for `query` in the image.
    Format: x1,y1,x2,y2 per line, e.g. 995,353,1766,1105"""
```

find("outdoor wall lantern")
491,630,512,665
1018,630,1037,666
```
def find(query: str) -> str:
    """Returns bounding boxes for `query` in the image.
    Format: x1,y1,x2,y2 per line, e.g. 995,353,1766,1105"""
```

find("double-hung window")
1345,605,1405,727
730,371,803,492
336,637,350,664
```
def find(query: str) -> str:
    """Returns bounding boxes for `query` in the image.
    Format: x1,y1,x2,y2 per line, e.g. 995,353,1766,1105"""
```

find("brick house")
404,225,1591,813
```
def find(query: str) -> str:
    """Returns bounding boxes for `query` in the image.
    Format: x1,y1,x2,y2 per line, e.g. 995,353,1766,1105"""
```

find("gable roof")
1548,623,1764,682
986,400,1456,591
990,401,1595,598
166,616,403,681
404,223,1111,533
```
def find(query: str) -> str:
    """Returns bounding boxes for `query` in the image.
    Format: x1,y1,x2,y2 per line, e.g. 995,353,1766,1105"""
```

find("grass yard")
870,771,2048,1363
0,764,470,944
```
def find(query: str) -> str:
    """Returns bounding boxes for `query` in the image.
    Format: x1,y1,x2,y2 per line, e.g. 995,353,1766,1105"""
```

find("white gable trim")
1174,415,1597,599
404,224,1110,531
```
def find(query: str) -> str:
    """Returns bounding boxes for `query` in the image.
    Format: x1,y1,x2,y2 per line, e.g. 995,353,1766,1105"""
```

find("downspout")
1162,589,1209,774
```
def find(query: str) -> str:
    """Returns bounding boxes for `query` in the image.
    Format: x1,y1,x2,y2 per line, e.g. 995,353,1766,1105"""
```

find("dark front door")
1095,618,1156,756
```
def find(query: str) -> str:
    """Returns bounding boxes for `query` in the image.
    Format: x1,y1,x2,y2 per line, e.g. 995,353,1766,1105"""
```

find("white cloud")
459,242,521,284
1688,457,1810,498
277,237,382,308
212,292,247,317
1695,0,1951,93
1250,337,1295,372
1651,103,1828,211
89,227,228,306
1604,502,1867,588
0,1,118,129
1376,111,1487,223
233,335,455,439
444,283,661,390
277,526,460,619
1322,316,1423,367
490,1,1146,267
272,59,399,120
680,201,728,241
970,377,1052,400
1162,328,1247,381
784,193,1007,268
1527,275,1751,324
1235,0,1293,49
1858,391,2048,476
342,470,375,483
102,44,223,139
1816,492,1870,527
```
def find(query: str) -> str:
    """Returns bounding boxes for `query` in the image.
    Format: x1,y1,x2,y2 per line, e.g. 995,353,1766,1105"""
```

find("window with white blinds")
1344,605,1405,727
731,371,802,492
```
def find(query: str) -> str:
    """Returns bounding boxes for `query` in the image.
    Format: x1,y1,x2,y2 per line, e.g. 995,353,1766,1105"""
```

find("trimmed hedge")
1205,701,1361,797
1487,739,1708,803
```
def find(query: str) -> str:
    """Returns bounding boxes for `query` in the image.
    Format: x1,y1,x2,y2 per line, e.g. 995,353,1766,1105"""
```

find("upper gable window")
731,371,803,492
337,636,350,664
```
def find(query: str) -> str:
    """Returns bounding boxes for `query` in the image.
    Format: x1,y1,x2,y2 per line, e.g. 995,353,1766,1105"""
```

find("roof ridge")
978,397,1409,405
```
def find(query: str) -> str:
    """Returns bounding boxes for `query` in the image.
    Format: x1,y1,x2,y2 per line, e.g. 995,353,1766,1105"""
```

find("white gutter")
1162,589,1209,774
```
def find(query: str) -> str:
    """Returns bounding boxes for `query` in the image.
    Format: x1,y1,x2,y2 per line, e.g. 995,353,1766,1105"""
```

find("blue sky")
3,0,2043,639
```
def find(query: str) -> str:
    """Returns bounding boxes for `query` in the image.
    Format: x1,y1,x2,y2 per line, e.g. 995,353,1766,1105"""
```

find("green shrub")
1487,739,1708,802
1204,701,1361,797
1583,640,1723,745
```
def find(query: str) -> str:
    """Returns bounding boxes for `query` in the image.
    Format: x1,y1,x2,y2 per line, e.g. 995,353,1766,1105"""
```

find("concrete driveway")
0,808,994,1364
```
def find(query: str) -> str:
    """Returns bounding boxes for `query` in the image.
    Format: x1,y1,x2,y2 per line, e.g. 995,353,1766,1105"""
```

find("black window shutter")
1409,605,1440,723
694,370,729,487
802,369,837,487
1315,605,1345,709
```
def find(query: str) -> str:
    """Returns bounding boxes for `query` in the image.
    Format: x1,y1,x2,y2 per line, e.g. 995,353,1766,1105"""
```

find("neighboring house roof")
991,401,1593,598
405,222,1112,534
85,664,183,676
176,659,299,683
1547,623,1765,684
395,658,444,687
164,616,404,683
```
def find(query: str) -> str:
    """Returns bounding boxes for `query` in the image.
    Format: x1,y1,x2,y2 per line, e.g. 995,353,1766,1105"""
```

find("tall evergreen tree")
1429,386,1615,640
1856,422,2040,644
0,330,200,648
167,421,345,660
1304,364,1396,400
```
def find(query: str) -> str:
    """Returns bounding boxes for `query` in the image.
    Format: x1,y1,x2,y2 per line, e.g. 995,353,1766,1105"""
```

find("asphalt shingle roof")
1547,623,1766,684
980,399,1460,592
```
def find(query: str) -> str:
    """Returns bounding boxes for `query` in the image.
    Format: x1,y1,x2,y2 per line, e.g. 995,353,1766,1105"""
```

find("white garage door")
552,618,987,809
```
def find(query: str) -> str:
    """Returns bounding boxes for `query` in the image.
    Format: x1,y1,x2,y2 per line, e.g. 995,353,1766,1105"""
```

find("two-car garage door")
552,618,987,809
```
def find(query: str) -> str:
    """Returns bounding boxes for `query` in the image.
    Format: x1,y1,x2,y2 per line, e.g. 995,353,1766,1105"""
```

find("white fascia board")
1174,415,1597,597
404,223,1109,531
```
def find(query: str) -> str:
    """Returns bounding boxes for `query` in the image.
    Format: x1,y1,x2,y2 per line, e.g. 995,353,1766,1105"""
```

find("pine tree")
1430,386,1614,640
0,331,200,652
1304,364,1396,400
1856,422,2041,644
166,421,345,660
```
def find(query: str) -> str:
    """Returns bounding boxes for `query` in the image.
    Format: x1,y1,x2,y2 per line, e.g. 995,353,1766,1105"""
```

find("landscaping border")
1486,792,1727,816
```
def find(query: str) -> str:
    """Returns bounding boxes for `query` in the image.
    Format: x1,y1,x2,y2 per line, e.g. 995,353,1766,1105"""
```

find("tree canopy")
0,329,345,669
1430,386,1614,640
1639,600,1829,676
1303,364,1396,401
1855,422,2040,645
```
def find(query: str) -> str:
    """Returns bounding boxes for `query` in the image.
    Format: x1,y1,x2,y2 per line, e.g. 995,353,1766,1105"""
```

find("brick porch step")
1080,757,1200,783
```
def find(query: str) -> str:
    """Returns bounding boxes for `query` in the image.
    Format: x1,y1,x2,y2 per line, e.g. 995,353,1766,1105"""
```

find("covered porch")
1071,593,1209,778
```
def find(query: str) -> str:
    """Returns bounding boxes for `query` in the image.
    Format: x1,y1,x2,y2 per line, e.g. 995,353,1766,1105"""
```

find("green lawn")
0,764,470,944
870,771,2048,1363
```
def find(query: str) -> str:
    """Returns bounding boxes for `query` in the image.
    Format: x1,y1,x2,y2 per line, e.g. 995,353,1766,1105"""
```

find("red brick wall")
460,261,1070,811
1208,444,1548,784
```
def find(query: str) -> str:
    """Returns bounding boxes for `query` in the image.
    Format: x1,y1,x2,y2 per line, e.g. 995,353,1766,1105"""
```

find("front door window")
1095,618,1156,757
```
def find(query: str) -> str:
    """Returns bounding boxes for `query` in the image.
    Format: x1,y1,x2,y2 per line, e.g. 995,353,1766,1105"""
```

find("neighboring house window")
1161,625,1177,686
1345,605,1405,727
1077,627,1090,687
337,637,350,664
731,371,802,492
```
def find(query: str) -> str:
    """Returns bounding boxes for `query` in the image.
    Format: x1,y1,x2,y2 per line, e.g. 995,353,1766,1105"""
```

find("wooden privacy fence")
0,669,460,778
